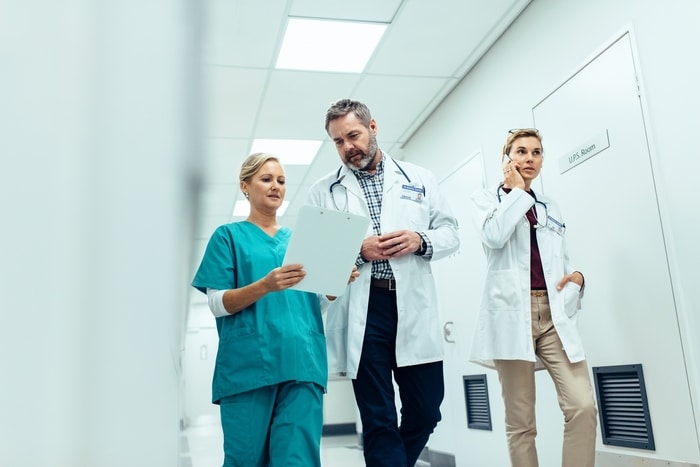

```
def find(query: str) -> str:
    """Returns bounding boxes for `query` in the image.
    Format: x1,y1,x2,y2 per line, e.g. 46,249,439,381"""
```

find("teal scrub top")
192,221,327,404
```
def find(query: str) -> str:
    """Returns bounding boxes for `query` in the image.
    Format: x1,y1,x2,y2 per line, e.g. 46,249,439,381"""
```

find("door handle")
443,321,455,344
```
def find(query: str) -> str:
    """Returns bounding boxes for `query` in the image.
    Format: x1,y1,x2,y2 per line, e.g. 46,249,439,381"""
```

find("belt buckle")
388,279,396,291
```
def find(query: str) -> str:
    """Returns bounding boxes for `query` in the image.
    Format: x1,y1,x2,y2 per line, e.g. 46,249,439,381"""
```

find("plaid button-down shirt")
353,156,394,280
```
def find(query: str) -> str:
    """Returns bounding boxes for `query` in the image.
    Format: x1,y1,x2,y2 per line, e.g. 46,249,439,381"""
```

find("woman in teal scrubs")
192,153,334,467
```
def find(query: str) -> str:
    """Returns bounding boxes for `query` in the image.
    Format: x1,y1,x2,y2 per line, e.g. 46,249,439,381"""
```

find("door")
532,32,696,460
429,151,510,466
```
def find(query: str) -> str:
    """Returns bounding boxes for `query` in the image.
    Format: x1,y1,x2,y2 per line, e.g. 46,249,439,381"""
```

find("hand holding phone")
503,153,522,183
503,153,519,172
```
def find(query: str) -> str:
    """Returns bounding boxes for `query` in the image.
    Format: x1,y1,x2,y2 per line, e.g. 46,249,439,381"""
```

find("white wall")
400,0,700,465
0,2,200,466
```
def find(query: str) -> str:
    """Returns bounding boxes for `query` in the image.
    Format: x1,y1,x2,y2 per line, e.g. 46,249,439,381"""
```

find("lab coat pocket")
405,201,430,230
486,269,520,311
561,281,581,318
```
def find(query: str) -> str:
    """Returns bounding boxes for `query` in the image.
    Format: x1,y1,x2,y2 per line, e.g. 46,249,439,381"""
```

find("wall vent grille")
463,374,492,431
592,364,655,450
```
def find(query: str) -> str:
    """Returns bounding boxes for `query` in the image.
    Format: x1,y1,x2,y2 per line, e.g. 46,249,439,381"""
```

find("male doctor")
307,99,459,467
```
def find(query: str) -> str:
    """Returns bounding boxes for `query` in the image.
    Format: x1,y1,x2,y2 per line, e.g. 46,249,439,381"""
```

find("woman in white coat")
469,128,597,467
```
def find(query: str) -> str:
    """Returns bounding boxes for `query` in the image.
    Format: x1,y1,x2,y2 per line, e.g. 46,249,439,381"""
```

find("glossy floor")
180,416,365,467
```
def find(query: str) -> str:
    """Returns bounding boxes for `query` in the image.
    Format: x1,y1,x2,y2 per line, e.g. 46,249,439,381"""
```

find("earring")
243,192,249,199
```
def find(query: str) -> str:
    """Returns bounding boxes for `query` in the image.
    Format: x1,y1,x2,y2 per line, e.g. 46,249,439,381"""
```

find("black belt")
371,278,397,291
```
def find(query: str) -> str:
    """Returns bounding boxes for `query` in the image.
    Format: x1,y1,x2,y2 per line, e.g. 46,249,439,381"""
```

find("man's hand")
360,230,423,260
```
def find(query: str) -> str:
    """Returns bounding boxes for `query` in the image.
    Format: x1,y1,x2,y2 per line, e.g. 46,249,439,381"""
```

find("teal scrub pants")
218,381,324,467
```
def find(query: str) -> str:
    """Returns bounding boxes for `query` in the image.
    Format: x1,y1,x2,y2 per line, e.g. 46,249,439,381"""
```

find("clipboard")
283,205,370,296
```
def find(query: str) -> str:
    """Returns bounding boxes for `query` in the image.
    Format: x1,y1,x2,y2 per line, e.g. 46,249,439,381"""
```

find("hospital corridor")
3,1,700,466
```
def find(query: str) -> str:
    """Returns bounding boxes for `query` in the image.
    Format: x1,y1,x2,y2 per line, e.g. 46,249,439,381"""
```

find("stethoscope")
329,159,415,212
496,183,550,230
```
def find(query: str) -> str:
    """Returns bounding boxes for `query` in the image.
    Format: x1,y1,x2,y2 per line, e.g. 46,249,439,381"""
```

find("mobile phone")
504,153,520,173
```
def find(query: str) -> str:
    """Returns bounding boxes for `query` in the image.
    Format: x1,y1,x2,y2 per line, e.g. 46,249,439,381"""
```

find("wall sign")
558,129,610,174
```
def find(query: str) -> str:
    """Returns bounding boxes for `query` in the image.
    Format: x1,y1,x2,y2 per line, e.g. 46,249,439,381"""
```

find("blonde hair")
239,153,281,183
502,128,543,161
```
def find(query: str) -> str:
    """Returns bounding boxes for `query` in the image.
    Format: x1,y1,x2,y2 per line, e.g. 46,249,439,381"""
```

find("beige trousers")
494,294,598,467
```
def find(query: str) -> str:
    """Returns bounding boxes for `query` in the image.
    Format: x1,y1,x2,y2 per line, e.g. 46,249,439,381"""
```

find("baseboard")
596,451,699,467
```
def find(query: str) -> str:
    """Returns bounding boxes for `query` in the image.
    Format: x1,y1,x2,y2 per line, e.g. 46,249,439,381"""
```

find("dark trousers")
352,286,444,467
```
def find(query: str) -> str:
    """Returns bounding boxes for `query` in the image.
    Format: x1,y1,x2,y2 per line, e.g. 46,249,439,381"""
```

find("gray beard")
348,139,378,171
351,153,374,171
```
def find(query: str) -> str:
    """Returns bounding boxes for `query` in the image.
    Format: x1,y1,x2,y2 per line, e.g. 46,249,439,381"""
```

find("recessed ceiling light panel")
250,139,321,165
276,18,387,73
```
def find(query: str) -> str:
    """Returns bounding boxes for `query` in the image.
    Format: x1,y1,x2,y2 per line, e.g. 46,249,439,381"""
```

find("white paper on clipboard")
283,205,370,297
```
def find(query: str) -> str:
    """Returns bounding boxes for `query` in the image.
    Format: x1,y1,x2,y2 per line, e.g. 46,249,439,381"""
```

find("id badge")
546,215,566,236
400,182,425,202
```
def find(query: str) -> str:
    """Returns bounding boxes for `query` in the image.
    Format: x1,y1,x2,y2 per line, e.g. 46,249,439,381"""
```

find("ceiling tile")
302,143,342,179
203,0,288,67
353,75,452,142
367,0,528,77
288,0,401,22
281,164,310,184
256,69,360,139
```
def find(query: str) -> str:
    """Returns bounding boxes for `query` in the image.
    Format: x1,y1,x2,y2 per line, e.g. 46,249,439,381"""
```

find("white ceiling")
191,0,530,295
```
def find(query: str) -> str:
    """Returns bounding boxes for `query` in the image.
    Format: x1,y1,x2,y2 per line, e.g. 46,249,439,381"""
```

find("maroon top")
503,187,546,290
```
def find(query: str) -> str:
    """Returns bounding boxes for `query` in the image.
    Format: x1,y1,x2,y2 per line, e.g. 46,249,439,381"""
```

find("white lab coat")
469,184,586,370
307,154,460,379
